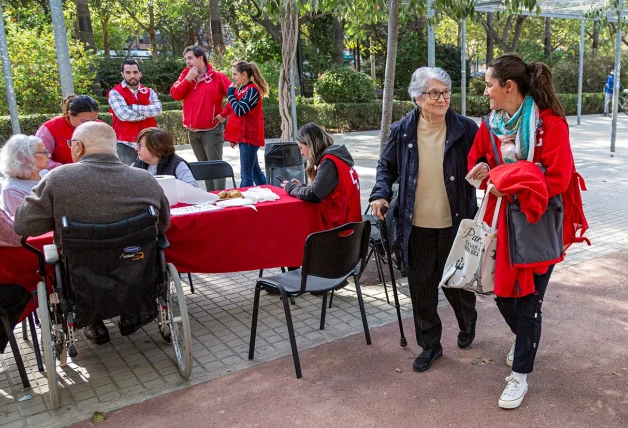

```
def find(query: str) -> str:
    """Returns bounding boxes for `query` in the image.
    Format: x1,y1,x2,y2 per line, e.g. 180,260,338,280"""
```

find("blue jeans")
239,143,266,187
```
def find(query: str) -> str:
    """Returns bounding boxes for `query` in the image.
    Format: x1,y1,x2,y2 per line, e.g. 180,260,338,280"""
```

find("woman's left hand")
230,142,237,149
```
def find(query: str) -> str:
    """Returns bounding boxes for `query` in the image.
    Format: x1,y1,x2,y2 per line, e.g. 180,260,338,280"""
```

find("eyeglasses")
421,90,451,100
33,149,50,156
136,142,144,150
65,139,82,148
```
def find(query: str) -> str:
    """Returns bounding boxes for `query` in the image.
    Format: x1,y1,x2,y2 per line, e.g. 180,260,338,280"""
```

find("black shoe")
457,309,478,349
118,314,154,336
84,320,110,345
412,345,443,372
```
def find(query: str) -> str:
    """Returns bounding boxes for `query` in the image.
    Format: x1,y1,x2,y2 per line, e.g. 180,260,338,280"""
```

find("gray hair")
0,134,42,178
73,122,117,155
408,67,452,101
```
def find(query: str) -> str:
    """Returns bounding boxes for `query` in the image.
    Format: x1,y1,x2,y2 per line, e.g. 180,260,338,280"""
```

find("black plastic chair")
248,221,372,379
189,160,237,189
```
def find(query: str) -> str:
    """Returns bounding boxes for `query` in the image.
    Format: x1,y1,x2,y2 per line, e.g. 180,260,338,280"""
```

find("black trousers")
495,265,554,374
407,226,477,350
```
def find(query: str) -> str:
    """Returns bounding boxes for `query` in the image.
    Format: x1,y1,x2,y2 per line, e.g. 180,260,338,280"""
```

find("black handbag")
485,117,564,266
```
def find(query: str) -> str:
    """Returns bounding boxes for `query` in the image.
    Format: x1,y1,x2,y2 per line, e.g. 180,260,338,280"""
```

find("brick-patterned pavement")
1,114,627,427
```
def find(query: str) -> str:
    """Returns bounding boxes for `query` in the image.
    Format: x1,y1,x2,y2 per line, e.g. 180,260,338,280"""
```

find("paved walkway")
1,114,627,427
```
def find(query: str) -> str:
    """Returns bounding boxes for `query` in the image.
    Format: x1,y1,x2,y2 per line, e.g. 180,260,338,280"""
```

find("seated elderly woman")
132,127,197,187
0,134,50,216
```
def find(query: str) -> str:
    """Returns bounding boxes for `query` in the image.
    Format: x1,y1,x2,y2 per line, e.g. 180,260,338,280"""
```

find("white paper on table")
215,198,258,211
170,203,224,216
176,180,219,204
241,187,280,203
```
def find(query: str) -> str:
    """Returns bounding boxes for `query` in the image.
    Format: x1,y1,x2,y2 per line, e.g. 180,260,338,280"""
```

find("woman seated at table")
282,123,361,229
132,127,198,187
0,134,51,216
35,95,99,169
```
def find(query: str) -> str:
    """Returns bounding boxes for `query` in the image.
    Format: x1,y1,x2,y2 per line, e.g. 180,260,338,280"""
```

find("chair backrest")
189,160,237,188
299,221,371,294
60,208,160,328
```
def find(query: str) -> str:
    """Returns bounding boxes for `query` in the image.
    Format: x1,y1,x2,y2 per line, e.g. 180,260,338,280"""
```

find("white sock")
512,371,527,382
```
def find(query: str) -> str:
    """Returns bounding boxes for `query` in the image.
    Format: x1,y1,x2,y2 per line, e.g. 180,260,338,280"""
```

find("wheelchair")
22,207,192,410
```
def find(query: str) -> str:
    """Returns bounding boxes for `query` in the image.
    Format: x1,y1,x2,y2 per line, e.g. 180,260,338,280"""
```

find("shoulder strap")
483,116,502,166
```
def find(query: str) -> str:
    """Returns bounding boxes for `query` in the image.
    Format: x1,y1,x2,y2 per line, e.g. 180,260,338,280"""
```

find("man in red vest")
108,59,163,165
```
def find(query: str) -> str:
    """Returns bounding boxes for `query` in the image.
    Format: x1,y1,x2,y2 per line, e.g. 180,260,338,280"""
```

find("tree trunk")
356,41,361,71
332,17,344,66
102,17,110,58
544,17,551,58
457,21,462,48
74,0,95,50
510,16,527,52
486,12,494,65
210,0,225,55
148,1,157,60
379,0,400,154
279,3,299,141
592,20,599,52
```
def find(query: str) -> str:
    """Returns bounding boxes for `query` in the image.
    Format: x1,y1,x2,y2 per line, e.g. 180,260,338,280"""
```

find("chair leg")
248,284,263,360
33,310,40,326
258,269,264,278
28,313,43,372
375,251,390,304
328,290,334,309
1,311,30,389
185,273,195,293
320,292,328,330
21,319,28,341
353,275,371,345
279,288,302,379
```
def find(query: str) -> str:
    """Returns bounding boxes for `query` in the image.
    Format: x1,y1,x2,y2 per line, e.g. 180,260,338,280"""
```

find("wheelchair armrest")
43,244,60,264
157,234,170,249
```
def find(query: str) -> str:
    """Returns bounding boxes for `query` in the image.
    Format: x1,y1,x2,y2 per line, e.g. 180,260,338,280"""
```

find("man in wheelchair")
14,122,171,345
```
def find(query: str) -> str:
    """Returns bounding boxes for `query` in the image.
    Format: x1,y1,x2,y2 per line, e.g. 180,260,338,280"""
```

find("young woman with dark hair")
132,127,197,187
468,52,587,409
223,61,270,187
282,123,361,229
35,95,99,168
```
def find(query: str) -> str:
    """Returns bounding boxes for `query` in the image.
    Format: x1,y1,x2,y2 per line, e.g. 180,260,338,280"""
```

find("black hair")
121,59,140,72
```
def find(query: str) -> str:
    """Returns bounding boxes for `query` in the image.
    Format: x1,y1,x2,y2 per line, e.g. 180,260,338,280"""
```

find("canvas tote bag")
439,194,502,295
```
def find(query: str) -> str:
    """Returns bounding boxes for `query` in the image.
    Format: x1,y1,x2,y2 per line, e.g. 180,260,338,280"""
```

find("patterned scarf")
489,94,539,164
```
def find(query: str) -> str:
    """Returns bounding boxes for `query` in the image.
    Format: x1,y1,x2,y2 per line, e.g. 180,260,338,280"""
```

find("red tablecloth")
1,186,325,282
165,185,324,273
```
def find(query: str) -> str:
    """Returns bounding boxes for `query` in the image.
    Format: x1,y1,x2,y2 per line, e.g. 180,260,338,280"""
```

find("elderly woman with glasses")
0,134,51,216
370,67,479,373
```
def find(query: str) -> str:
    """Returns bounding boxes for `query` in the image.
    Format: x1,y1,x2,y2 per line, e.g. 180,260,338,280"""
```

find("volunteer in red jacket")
108,59,162,165
282,123,361,229
223,61,269,187
35,95,99,168
468,53,588,410
170,45,232,191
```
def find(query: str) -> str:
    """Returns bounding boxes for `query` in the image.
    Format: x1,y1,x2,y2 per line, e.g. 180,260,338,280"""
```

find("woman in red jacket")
282,123,361,229
468,53,587,410
223,61,269,187
35,95,99,168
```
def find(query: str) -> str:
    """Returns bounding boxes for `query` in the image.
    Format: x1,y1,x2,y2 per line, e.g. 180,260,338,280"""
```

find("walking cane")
379,206,407,347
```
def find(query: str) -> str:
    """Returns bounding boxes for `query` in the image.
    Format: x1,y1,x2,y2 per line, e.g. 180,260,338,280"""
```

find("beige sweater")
412,116,452,228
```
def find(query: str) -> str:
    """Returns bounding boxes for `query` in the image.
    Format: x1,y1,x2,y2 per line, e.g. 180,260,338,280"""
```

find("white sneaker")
498,374,528,409
507,336,515,367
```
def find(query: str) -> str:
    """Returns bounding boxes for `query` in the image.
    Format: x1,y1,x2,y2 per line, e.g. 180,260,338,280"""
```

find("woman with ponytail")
467,53,588,409
35,95,99,168
223,61,269,186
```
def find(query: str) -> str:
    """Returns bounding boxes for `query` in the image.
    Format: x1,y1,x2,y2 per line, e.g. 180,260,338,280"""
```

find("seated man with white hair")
14,121,170,345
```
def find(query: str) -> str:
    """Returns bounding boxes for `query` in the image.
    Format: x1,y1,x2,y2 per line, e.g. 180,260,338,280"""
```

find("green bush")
96,101,182,113
314,68,376,103
468,78,486,96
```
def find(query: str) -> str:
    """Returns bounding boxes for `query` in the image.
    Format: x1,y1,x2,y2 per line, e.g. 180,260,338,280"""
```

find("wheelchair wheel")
37,281,59,410
166,263,193,378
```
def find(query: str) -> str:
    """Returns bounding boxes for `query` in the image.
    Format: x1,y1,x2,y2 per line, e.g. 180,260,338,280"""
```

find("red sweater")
468,109,589,297
170,64,231,130
42,116,75,164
